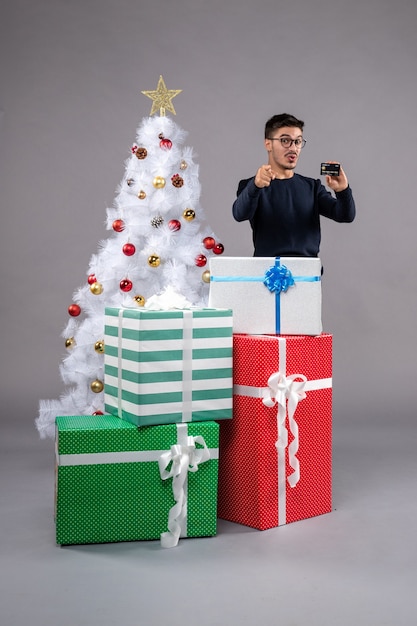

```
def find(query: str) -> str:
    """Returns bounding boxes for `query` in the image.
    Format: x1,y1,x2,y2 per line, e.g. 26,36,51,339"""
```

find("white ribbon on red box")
233,336,332,526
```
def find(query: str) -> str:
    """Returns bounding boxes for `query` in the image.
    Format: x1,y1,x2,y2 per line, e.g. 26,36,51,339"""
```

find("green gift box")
55,415,219,547
104,307,233,427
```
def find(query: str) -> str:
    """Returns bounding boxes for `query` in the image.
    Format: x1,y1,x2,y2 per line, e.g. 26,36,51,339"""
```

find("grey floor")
1,410,416,626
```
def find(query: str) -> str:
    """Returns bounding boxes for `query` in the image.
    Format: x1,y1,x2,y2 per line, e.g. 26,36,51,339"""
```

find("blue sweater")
232,174,356,257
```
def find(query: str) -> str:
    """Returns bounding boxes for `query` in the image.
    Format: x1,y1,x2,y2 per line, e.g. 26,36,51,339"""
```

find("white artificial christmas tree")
37,76,224,439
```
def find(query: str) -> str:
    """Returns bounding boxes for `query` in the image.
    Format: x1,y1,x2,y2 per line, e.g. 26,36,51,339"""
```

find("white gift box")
208,257,322,335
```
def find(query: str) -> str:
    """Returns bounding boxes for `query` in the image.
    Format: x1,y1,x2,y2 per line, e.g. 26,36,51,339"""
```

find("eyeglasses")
267,137,307,149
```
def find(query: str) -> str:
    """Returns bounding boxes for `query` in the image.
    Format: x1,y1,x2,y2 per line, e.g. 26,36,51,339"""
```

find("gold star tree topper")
141,75,182,116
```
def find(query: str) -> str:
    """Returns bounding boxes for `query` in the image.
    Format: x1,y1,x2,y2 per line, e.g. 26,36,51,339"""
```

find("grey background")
1,0,416,421
1,1,416,625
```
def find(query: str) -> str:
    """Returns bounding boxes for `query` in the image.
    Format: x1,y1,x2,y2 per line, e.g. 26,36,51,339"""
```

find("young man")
232,113,356,257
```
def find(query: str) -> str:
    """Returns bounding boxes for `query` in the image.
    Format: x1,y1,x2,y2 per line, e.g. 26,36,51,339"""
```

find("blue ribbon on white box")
210,258,320,333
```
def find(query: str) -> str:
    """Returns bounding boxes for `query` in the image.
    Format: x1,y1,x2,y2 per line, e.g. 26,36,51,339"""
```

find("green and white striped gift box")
104,307,233,427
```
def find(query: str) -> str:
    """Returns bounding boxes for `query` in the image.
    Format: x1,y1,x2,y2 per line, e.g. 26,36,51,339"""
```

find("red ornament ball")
168,219,181,232
195,254,207,267
159,137,172,150
68,303,81,317
112,219,125,233
87,273,97,285
213,243,224,255
120,278,133,292
203,237,215,250
122,242,136,256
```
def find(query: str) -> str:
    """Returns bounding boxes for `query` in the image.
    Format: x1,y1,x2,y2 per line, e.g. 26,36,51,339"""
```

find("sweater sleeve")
317,181,356,223
232,178,261,222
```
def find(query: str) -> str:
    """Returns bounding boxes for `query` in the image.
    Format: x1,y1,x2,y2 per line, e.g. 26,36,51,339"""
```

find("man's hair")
265,114,304,138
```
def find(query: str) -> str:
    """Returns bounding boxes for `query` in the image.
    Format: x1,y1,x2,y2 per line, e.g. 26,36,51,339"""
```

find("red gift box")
217,333,332,530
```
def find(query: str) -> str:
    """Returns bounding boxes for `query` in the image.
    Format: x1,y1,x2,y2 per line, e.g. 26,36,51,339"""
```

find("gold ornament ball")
65,337,75,349
90,281,103,295
134,295,146,307
94,340,105,354
138,190,146,200
90,379,104,393
180,160,188,170
202,270,211,283
148,254,161,268
183,208,196,221
152,176,166,189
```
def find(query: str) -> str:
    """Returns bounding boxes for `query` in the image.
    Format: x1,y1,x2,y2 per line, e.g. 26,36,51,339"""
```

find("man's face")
265,126,304,173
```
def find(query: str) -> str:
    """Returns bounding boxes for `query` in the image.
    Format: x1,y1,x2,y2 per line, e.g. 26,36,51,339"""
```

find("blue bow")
263,263,295,293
